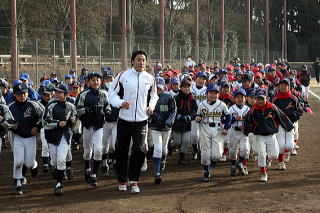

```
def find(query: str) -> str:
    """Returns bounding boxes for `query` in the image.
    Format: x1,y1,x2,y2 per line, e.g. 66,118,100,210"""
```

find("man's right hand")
121,101,131,109
59,121,67,127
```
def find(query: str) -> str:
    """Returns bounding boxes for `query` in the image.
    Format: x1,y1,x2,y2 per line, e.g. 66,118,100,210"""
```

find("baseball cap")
219,69,227,75
206,83,220,93
156,77,165,90
0,78,9,88
254,72,263,79
65,74,73,79
50,78,59,83
171,77,180,84
54,83,69,94
69,69,76,74
242,74,253,82
157,63,162,67
87,72,103,80
81,67,88,72
246,89,256,97
301,64,308,68
279,78,290,85
236,70,244,75
255,88,268,98
13,83,28,94
43,84,54,95
70,82,80,88
103,70,114,78
220,81,231,88
196,72,208,79
180,79,192,87
19,73,30,81
233,88,246,97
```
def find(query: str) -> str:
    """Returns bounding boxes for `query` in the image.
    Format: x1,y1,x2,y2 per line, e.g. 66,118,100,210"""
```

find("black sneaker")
154,174,162,184
66,167,74,180
31,167,38,177
54,186,63,196
231,166,237,176
16,186,23,195
43,164,49,173
85,170,91,183
89,176,98,187
192,151,198,160
237,163,245,176
203,172,211,182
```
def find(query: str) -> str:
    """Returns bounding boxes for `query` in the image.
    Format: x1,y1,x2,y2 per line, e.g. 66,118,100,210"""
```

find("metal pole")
11,0,18,81
159,0,165,65
220,0,225,66
85,41,87,67
70,0,77,71
179,46,182,69
109,0,113,54
120,0,127,70
247,0,251,64
264,0,270,63
53,40,56,70
194,0,200,61
283,0,287,60
36,39,39,86
99,42,102,70
112,42,115,72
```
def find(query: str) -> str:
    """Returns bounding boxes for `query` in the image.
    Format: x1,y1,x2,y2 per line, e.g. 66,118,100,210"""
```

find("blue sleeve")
223,113,232,130
28,87,39,101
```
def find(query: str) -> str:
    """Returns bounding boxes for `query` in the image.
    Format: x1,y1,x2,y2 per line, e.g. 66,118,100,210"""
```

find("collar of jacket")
276,91,292,99
252,101,273,113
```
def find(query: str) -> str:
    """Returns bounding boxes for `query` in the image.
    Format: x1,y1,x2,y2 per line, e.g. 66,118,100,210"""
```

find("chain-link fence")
0,36,282,85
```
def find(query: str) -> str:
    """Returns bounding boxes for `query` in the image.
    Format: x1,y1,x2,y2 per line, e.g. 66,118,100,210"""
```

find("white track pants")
40,128,49,158
83,127,103,161
152,129,171,158
191,121,200,145
276,125,295,154
13,135,37,179
102,122,117,154
48,136,70,170
256,134,279,167
172,131,191,154
228,128,250,160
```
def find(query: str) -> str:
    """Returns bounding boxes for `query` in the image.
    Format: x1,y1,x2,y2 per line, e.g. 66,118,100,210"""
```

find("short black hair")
131,50,148,63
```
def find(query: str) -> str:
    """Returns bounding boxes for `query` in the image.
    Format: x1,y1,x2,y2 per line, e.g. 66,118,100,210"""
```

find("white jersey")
197,99,229,124
191,85,207,106
228,104,250,128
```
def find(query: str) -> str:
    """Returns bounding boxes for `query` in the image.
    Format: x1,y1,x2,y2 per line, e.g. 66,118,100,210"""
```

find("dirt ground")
0,88,319,213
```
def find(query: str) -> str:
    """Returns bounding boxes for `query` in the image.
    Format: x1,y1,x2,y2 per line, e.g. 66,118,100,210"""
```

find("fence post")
85,41,88,67
112,42,115,72
179,46,182,69
69,40,72,70
36,39,39,87
53,40,56,71
99,42,102,70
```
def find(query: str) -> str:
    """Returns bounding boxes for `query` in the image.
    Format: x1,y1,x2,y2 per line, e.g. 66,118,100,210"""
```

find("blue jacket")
150,91,176,131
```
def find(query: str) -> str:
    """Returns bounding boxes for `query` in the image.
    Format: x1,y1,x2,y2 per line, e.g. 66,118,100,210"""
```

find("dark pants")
315,69,320,83
115,119,147,183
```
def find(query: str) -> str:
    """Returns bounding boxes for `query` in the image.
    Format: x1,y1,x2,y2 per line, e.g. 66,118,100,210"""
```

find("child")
244,88,294,182
150,77,176,184
42,84,77,196
195,83,231,181
272,78,303,169
228,88,250,176
172,79,197,165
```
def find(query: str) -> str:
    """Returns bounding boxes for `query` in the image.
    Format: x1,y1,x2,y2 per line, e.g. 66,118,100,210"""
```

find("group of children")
0,58,312,196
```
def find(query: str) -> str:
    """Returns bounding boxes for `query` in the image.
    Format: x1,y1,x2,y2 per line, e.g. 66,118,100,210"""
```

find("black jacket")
75,87,111,130
43,100,77,145
272,91,303,123
172,90,197,132
244,101,294,136
150,91,176,131
9,99,43,138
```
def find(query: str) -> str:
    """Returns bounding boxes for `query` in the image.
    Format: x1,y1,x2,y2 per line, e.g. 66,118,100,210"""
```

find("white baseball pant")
48,136,70,170
228,128,250,160
83,127,103,161
191,121,200,145
276,125,295,154
294,121,299,141
256,134,279,167
172,131,191,154
40,128,50,158
102,121,117,154
199,124,224,165
13,135,37,179
249,133,258,154
152,129,171,158
301,85,309,100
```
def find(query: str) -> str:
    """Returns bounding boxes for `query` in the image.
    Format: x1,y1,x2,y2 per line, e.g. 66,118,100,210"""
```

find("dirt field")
0,88,319,213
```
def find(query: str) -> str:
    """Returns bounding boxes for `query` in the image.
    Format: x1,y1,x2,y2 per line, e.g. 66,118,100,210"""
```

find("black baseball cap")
13,83,28,94
54,84,69,94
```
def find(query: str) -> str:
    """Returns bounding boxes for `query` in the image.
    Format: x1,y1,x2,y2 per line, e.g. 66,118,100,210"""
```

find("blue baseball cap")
220,81,231,88
255,88,268,98
13,83,28,94
171,77,180,84
233,88,246,97
50,78,59,83
13,80,22,86
69,69,76,74
65,74,73,79
219,69,227,74
41,80,51,86
156,77,166,90
81,67,88,72
196,72,208,79
206,83,220,93
19,73,30,81
279,78,290,85
246,89,256,97
236,70,244,75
